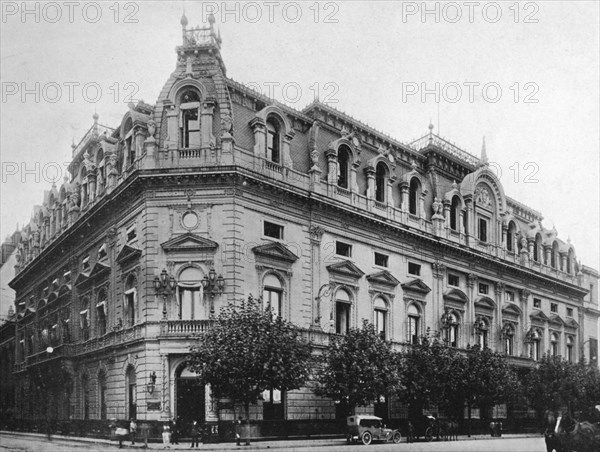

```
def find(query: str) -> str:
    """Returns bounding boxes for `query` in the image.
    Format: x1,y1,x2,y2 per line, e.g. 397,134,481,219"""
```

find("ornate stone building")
8,14,599,436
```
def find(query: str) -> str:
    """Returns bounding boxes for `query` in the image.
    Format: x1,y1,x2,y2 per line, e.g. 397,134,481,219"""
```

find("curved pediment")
474,296,496,311
252,242,299,263
443,288,468,304
161,233,219,253
401,278,431,294
366,270,400,288
502,302,522,317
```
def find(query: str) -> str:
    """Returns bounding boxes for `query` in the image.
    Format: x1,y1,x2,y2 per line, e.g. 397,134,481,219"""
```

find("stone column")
249,117,266,157
467,273,478,341
165,104,179,151
325,149,338,185
494,282,505,352
282,130,295,168
309,226,325,329
350,162,360,193
365,167,375,206
443,199,451,227
519,289,530,357
399,182,409,212
386,176,396,207
201,99,216,151
419,190,427,220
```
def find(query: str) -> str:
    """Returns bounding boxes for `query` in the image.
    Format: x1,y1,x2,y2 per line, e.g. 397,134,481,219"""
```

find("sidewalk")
1,430,542,450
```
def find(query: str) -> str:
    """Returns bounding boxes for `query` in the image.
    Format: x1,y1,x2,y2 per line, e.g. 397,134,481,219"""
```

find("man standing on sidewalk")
129,418,137,445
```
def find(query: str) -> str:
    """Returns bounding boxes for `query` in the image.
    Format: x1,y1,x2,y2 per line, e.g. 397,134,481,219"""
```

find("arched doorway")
176,364,205,432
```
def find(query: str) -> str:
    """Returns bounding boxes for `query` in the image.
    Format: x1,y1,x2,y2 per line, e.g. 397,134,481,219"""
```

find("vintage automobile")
346,415,402,445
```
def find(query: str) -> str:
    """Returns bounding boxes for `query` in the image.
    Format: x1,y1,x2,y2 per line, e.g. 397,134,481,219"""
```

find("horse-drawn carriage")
407,414,443,442
544,410,600,452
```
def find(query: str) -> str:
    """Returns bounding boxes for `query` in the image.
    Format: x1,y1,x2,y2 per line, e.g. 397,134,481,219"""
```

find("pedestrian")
115,419,129,449
129,418,137,445
170,418,179,445
190,420,200,448
235,417,242,446
162,423,171,449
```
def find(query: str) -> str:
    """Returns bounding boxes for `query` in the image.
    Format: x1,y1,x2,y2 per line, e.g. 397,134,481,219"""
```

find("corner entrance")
175,365,205,433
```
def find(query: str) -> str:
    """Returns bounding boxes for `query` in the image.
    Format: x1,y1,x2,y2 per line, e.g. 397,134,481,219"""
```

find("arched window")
337,146,351,189
444,311,459,347
503,323,515,356
507,222,517,252
375,162,388,203
81,374,90,420
551,332,559,357
126,366,137,419
96,289,107,337
335,289,351,335
450,196,461,231
80,297,90,341
566,336,574,362
98,371,107,420
407,304,421,344
533,234,542,262
567,249,574,274
179,89,201,148
373,297,387,340
551,241,559,268
178,267,205,320
266,118,281,163
263,273,283,319
409,178,420,215
124,274,137,327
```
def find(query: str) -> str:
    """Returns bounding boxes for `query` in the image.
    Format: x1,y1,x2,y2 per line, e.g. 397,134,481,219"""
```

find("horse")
547,412,600,452
442,420,458,441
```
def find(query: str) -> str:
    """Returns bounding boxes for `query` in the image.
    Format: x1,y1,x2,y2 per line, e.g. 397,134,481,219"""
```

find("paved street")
0,432,546,452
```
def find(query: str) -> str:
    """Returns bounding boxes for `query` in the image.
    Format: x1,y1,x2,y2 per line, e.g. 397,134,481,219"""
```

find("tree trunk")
468,403,472,438
243,402,250,445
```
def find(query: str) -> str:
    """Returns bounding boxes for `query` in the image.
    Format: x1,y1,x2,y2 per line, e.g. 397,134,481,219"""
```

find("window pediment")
443,288,468,304
401,278,431,295
366,270,400,288
564,317,579,329
474,296,496,311
161,233,218,253
252,242,299,263
530,310,550,323
502,302,522,318
116,244,142,265
326,260,365,279
89,262,111,279
548,313,565,326
74,272,90,287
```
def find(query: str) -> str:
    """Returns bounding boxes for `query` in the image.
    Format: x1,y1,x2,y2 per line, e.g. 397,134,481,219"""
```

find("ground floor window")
262,389,284,420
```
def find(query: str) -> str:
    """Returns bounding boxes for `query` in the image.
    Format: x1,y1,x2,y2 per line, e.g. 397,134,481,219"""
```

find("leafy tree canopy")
187,294,312,418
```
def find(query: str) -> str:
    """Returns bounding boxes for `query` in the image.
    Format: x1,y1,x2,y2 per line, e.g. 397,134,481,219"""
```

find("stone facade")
6,14,599,436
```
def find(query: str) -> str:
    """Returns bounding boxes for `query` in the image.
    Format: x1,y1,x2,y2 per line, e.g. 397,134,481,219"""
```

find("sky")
1,0,599,274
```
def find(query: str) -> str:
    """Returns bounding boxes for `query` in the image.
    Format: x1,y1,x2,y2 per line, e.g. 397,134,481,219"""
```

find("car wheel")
425,427,433,442
392,432,402,444
361,431,372,445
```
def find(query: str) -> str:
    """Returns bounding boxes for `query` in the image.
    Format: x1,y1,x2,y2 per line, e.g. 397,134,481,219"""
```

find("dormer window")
180,90,201,148
337,146,351,189
98,244,107,261
375,162,388,203
126,225,137,243
409,178,420,215
123,118,135,167
266,119,281,163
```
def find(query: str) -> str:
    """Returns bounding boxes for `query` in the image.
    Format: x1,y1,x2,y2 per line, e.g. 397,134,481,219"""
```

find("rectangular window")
374,252,389,268
335,241,352,258
125,290,136,327
478,283,489,295
506,290,515,302
590,338,598,363
478,218,488,242
408,316,420,344
448,274,460,287
374,309,386,340
262,389,284,420
533,298,541,309
181,107,201,148
96,303,106,336
567,307,573,317
408,262,421,276
550,303,558,313
263,221,284,240
180,288,205,320
263,288,282,319
336,302,350,334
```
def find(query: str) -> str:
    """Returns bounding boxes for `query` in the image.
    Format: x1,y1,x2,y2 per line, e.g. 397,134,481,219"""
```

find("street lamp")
154,269,177,319
201,268,225,314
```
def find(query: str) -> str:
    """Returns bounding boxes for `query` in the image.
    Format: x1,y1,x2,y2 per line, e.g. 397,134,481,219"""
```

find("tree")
187,295,312,420
315,320,402,417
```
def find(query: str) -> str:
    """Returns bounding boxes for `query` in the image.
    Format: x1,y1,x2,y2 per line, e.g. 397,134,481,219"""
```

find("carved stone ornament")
467,273,478,287
475,185,493,209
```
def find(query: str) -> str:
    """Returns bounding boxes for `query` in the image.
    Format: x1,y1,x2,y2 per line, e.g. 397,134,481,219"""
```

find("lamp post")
201,268,225,314
154,269,177,320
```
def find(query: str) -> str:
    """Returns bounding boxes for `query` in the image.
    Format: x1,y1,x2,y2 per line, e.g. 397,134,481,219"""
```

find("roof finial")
428,121,434,143
480,136,488,166
93,110,99,122
180,11,188,27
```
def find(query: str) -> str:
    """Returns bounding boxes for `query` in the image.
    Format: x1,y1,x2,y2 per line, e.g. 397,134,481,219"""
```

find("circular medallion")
181,211,199,230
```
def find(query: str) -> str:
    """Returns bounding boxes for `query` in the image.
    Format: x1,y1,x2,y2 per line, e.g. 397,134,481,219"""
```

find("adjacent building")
7,14,599,437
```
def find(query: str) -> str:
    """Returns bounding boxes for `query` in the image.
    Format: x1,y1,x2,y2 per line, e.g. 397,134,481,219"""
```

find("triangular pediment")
548,314,565,326
565,317,579,329
161,233,218,253
116,244,142,265
252,242,299,263
89,261,111,279
443,288,468,304
366,270,400,287
530,310,550,322
401,278,431,294
326,260,365,279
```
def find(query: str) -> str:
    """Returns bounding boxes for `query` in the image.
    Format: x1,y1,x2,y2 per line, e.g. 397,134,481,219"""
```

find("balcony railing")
410,133,479,167
161,319,212,336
